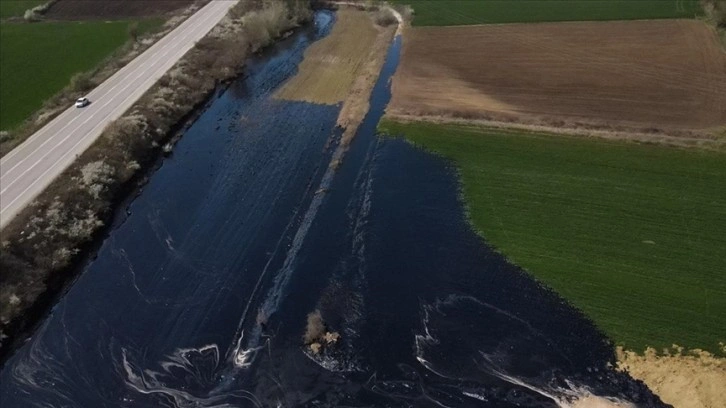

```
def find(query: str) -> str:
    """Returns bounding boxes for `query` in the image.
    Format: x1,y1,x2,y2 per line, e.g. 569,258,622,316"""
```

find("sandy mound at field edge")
616,345,726,408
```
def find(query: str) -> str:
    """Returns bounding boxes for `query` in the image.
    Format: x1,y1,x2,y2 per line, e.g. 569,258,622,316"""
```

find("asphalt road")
0,0,237,230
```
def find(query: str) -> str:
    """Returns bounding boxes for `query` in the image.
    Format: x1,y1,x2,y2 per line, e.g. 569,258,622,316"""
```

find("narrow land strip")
275,5,397,148
275,9,380,104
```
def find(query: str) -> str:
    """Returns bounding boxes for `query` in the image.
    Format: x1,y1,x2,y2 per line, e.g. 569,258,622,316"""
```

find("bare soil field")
45,0,197,19
389,19,726,136
275,9,380,104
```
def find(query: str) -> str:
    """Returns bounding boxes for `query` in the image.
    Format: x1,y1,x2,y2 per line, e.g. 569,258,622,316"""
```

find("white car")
75,97,90,108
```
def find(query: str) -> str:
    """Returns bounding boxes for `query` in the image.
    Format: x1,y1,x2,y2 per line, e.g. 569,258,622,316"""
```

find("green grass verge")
0,19,162,130
0,0,45,19
392,0,703,26
379,120,726,353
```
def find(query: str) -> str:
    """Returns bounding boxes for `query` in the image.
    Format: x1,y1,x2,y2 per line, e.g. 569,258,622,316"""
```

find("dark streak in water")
1,11,667,408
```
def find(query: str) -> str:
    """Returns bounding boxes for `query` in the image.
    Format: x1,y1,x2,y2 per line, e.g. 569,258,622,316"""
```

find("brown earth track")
45,0,198,20
389,20,726,135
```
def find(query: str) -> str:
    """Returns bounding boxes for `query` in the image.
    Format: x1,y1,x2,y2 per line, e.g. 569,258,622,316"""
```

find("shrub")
70,72,95,93
23,9,42,22
242,0,290,49
373,8,397,27
128,22,140,43
303,310,325,344
22,0,56,22
702,0,726,27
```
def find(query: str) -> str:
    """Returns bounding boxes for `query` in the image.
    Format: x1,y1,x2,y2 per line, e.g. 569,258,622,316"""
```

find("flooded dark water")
1,11,666,408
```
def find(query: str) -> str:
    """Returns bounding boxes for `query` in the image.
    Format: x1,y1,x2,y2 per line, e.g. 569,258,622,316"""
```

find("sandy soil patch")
46,0,197,20
617,346,726,408
275,9,380,105
389,19,726,136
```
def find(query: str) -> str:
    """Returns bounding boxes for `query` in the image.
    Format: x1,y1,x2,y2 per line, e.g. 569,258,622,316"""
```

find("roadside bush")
372,7,397,27
70,72,95,93
702,0,726,27
23,9,42,22
241,1,289,48
22,0,57,22
303,310,325,344
393,4,414,22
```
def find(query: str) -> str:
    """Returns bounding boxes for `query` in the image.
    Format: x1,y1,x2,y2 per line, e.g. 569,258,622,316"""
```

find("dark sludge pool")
0,10,667,408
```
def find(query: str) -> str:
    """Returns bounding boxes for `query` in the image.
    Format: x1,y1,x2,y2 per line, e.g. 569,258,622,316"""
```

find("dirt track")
46,0,197,19
390,20,726,134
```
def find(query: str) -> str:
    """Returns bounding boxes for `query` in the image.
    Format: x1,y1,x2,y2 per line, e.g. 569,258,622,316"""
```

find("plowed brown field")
389,20,726,133
46,0,196,19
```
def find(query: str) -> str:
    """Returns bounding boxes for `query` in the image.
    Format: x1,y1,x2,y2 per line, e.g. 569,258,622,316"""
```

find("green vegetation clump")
0,19,161,130
391,0,703,26
379,120,726,354
0,0,46,19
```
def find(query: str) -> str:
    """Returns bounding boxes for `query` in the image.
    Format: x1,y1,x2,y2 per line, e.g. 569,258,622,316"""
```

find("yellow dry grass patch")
275,9,378,104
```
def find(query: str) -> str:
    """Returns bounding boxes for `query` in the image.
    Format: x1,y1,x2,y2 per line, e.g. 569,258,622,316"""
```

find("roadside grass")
0,19,162,131
391,0,703,26
0,0,45,19
379,120,726,354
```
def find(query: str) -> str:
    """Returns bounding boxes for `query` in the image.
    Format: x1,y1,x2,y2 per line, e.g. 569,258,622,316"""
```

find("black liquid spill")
1,11,667,408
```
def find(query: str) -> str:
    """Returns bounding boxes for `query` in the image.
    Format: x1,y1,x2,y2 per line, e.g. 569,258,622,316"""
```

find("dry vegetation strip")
275,8,378,104
389,19,726,139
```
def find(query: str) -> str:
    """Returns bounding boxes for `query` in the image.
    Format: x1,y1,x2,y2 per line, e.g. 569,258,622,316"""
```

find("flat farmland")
0,1,45,18
391,0,703,26
0,19,162,130
379,120,726,354
45,0,196,19
389,20,726,134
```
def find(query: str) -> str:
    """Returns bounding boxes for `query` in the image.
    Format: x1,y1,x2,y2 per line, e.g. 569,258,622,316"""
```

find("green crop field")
0,0,45,18
392,0,703,26
0,19,161,131
379,120,726,354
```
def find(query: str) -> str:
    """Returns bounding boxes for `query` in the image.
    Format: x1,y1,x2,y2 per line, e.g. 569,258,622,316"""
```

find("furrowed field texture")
0,19,161,130
0,0,45,18
379,120,726,354
392,0,703,26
